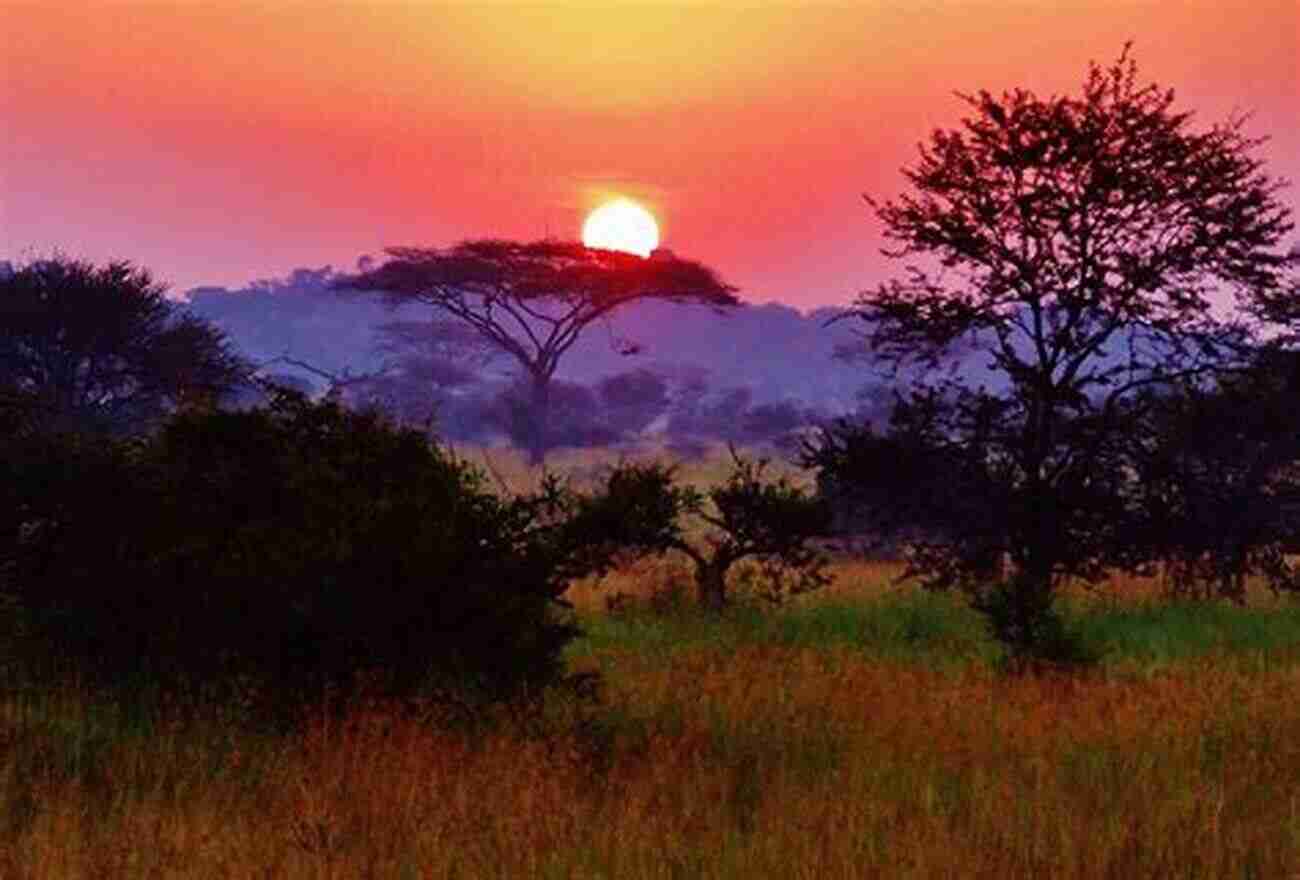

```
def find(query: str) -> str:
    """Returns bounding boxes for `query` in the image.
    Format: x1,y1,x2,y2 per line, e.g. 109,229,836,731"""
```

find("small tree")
1125,349,1300,601
807,47,1297,663
0,256,248,435
566,451,833,612
334,240,739,463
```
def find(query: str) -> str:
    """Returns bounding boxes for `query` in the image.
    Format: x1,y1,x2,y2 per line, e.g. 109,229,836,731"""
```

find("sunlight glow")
581,198,660,258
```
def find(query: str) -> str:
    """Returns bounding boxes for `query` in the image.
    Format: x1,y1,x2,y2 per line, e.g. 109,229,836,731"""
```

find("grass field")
4,563,1300,877
4,448,1300,878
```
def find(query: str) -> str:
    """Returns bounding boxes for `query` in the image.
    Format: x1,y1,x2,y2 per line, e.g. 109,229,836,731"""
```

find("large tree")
0,256,248,436
334,239,739,462
807,47,1297,662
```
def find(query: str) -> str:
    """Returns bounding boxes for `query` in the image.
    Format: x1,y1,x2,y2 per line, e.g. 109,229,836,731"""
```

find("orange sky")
3,1,1297,308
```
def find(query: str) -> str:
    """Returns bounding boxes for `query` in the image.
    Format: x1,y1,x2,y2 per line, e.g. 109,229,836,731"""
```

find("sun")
582,198,660,257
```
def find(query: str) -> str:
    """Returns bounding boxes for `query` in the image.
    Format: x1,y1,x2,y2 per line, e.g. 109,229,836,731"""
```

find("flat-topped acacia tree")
334,240,739,463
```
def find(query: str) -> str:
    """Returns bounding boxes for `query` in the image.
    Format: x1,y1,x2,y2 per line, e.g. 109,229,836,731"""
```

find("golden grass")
5,640,1298,878
448,440,814,496
7,551,1300,880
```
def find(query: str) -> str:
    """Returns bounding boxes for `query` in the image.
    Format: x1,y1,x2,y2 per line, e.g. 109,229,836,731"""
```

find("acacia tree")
334,240,739,463
0,256,248,436
806,47,1297,662
559,453,832,612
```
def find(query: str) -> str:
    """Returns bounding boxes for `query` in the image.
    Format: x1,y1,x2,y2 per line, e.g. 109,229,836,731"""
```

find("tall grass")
449,440,813,496
5,581,1300,878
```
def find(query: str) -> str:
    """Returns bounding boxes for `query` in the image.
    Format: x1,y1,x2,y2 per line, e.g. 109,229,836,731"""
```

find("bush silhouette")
562,452,833,612
4,390,592,720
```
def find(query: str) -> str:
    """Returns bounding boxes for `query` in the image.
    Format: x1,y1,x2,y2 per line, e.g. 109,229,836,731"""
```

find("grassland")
4,446,1300,878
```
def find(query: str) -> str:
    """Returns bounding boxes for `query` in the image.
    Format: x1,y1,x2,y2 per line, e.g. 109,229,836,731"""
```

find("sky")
3,1,1297,309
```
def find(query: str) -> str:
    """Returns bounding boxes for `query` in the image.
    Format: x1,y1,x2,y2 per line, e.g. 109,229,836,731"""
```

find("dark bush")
564,452,833,612
3,390,592,721
0,255,248,436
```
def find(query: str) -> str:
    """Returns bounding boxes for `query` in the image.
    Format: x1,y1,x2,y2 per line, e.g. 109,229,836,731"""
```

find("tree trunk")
1006,559,1058,662
695,558,730,613
525,374,551,466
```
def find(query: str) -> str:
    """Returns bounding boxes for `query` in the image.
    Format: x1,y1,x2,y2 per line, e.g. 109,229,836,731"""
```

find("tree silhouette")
334,240,739,463
562,452,832,612
807,47,1297,663
0,256,247,436
1125,350,1300,601
596,368,671,439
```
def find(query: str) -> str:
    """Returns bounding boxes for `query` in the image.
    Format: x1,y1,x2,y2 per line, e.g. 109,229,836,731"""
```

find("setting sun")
581,198,660,257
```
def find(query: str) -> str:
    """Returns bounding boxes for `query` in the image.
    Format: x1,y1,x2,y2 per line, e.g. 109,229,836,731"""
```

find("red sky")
3,1,1297,309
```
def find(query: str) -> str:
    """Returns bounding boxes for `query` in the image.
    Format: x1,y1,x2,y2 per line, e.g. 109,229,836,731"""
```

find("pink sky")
4,1,1297,308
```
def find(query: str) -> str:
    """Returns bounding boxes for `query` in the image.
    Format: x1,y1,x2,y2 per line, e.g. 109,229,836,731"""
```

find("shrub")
566,451,833,612
3,391,594,721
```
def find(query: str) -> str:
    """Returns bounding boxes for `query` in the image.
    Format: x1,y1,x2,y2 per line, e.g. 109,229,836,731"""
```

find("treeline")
184,266,948,453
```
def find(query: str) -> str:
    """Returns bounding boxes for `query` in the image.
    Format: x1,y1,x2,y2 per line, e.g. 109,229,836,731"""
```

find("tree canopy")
1124,349,1300,601
334,239,740,462
0,255,248,436
807,47,1299,662
560,453,832,612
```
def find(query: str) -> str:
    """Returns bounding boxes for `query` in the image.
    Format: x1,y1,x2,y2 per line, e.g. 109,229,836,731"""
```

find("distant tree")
334,240,739,463
806,47,1297,664
324,319,499,436
596,368,671,439
491,378,622,451
0,256,248,435
740,400,813,448
478,368,672,452
371,318,497,389
1125,349,1300,601
565,452,833,612
661,381,814,450
668,383,752,443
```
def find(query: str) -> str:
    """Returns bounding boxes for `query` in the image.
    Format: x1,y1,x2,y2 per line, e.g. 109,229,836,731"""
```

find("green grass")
1069,598,1300,670
568,588,1300,672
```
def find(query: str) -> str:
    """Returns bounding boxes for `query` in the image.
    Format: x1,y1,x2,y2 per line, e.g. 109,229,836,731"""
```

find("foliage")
334,239,739,463
807,47,1298,663
489,377,624,450
332,318,501,440
1124,349,1300,600
667,382,818,452
0,255,248,435
595,368,672,437
569,450,833,611
1,390,610,721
